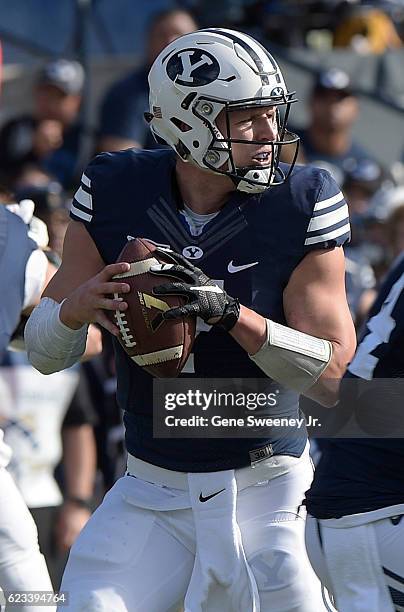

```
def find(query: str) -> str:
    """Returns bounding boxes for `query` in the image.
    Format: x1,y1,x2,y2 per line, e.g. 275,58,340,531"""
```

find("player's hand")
59,262,131,335
150,249,240,331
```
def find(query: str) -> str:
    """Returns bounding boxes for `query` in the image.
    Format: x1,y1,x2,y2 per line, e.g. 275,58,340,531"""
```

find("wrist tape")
249,318,332,393
25,297,88,374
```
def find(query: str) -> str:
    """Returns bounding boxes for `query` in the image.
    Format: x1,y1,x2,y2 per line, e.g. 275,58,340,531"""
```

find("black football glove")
150,249,240,332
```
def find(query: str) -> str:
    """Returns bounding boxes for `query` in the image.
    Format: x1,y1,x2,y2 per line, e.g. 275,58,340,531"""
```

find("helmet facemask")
192,93,299,193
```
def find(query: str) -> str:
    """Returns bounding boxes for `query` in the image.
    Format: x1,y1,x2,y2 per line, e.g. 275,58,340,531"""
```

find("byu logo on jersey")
166,49,220,87
182,245,204,259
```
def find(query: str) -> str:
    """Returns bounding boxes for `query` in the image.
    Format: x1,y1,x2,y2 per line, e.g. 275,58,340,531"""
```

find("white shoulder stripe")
81,173,91,188
70,202,92,222
313,192,344,212
304,222,350,246
74,186,93,210
308,203,349,233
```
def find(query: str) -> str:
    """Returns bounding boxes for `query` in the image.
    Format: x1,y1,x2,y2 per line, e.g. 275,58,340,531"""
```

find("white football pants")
60,447,326,611
306,510,404,612
0,467,55,612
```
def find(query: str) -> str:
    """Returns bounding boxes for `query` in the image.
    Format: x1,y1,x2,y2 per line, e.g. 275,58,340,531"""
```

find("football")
111,238,195,377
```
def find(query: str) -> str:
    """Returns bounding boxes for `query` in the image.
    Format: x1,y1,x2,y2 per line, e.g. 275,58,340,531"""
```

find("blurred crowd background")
0,0,404,590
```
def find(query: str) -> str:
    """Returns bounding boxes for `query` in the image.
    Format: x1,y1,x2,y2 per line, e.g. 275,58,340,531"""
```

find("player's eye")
236,117,253,126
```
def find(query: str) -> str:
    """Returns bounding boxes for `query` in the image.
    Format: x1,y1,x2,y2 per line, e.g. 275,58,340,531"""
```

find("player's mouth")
251,151,271,165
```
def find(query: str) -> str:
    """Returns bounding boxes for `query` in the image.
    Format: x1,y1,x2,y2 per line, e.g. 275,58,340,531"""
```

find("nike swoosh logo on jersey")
228,260,259,273
199,488,226,503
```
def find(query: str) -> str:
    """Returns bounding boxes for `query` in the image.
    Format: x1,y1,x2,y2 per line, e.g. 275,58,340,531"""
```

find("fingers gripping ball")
110,238,196,377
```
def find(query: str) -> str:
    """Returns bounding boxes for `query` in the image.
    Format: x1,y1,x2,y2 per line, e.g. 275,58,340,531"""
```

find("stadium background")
0,0,403,166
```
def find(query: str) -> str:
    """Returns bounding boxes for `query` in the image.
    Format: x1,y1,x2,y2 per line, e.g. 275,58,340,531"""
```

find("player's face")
216,106,279,169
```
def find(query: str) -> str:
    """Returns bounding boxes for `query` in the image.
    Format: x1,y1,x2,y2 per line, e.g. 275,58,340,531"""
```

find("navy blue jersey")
0,206,36,355
70,149,349,471
306,254,404,518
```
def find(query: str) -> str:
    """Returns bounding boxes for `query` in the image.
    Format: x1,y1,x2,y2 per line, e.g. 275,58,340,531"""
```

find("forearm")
304,337,355,406
62,425,96,499
229,305,267,354
59,296,89,329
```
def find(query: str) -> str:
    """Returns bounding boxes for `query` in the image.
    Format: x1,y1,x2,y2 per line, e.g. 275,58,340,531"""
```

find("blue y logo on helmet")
166,49,220,87
270,86,284,97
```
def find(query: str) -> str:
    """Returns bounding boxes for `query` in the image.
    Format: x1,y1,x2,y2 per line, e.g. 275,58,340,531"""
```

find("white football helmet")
147,28,299,193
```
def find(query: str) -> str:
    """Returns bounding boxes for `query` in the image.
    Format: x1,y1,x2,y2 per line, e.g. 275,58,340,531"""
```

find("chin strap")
234,167,272,194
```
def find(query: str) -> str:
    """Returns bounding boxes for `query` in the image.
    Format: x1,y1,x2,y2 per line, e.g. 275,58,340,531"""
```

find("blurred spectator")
343,158,387,219
296,67,380,186
13,167,70,257
386,203,404,260
186,0,249,28
350,190,404,325
344,246,376,327
0,59,85,190
333,5,403,54
363,184,404,267
342,160,395,324
97,8,198,152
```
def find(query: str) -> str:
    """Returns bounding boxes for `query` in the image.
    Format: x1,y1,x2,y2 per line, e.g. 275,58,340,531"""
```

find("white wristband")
25,297,88,374
249,319,332,393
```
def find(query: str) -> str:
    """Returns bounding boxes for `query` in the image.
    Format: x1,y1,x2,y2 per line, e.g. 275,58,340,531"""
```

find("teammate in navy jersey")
26,29,356,611
305,253,404,611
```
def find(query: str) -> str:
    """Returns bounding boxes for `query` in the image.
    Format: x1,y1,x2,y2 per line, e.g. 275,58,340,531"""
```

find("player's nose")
256,116,277,141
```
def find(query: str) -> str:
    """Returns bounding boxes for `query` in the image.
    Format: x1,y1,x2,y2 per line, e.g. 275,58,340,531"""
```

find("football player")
25,29,356,611
0,202,56,611
305,250,404,611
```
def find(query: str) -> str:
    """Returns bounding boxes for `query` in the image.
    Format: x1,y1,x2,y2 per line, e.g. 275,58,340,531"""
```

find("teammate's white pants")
306,510,404,611
0,467,55,612
60,447,326,612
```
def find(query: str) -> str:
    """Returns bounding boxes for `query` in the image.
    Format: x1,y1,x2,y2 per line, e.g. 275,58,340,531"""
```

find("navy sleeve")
69,149,155,264
69,152,129,262
70,166,94,225
303,170,350,252
70,151,132,226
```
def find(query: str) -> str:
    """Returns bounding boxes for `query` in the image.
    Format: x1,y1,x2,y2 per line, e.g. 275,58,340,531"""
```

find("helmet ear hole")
181,92,197,110
170,117,192,132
